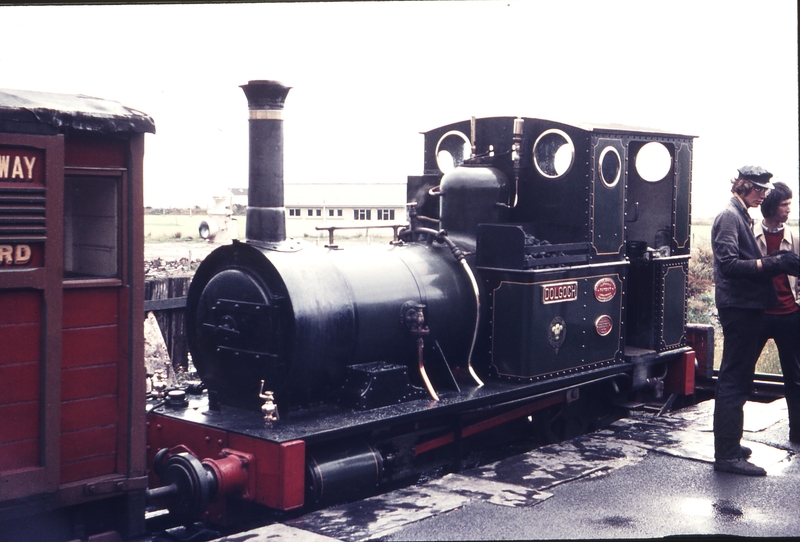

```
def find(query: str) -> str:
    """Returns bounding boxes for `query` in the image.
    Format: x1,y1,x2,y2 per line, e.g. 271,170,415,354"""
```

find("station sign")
0,243,42,268
0,147,44,186
1,146,46,270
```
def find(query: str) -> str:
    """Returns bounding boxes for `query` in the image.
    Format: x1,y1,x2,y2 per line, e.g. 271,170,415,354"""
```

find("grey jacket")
711,197,778,309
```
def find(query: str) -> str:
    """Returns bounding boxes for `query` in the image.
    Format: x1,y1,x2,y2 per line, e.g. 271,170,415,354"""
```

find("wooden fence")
144,275,191,370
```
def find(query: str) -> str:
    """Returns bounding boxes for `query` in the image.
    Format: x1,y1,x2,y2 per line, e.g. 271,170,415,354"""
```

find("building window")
377,209,395,221
354,209,371,221
316,209,321,217
307,209,313,217
337,209,342,217
289,208,301,217
64,175,119,278
329,209,343,218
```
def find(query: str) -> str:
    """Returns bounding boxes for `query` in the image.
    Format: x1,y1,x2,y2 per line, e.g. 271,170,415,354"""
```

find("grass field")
145,214,211,241
691,220,799,248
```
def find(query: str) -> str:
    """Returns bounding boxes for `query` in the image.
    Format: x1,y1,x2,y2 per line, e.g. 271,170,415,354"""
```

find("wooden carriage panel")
63,287,119,327
65,133,127,168
61,395,117,433
0,289,43,323
0,402,40,443
60,289,122,484
0,290,43,473
60,425,118,483
61,363,119,401
62,325,120,367
0,316,41,363
0,362,40,403
0,441,40,472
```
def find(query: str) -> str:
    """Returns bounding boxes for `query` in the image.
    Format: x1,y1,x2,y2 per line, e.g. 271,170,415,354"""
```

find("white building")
223,183,408,240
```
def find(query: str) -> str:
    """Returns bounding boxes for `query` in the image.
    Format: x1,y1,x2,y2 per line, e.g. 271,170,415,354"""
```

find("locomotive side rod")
413,392,565,455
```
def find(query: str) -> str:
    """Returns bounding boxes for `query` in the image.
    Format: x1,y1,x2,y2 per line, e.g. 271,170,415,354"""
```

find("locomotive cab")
418,117,695,377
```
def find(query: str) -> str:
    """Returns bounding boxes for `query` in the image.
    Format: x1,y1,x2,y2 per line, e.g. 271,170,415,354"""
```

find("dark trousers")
714,307,764,459
757,309,800,440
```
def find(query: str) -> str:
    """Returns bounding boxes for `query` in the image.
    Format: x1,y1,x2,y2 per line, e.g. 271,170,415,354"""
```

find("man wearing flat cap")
711,166,800,476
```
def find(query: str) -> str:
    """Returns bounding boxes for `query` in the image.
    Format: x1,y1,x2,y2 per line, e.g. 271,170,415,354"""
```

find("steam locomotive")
146,81,701,526
0,81,706,539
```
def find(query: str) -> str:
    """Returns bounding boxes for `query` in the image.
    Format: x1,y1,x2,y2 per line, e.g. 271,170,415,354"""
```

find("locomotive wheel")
532,403,591,445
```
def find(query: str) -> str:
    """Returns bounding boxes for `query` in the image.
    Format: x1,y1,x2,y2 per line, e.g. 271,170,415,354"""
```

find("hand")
764,250,800,277
780,251,800,277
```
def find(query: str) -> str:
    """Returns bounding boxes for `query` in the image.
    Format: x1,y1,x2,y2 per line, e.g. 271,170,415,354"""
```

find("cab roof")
0,88,155,135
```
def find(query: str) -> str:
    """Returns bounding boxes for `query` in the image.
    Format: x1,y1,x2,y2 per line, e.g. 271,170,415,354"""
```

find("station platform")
213,397,798,540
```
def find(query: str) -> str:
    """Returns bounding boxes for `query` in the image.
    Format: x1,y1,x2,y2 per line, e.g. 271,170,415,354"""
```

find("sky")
1,0,797,219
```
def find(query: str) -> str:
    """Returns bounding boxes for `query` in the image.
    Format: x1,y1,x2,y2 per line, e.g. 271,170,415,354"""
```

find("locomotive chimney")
240,80,292,245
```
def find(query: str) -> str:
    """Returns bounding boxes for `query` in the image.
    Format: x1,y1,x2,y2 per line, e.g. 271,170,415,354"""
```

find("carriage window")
435,131,471,174
64,175,119,278
599,146,621,187
635,142,672,182
533,129,574,179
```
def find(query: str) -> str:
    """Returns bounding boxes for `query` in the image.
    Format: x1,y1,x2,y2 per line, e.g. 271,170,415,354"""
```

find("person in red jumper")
754,181,800,444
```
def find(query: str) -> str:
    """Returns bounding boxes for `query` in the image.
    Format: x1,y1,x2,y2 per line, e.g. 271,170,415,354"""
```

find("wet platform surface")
214,398,799,540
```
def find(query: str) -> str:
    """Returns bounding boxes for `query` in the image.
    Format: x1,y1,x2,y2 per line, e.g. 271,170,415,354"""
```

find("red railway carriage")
0,89,154,540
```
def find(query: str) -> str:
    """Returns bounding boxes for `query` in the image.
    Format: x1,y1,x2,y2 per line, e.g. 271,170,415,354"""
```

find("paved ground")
217,397,798,541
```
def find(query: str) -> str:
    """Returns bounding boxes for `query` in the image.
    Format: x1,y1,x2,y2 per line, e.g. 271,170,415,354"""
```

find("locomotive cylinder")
305,441,384,506
241,80,291,245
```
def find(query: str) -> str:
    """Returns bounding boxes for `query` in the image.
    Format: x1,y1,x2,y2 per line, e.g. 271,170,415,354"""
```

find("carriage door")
60,166,127,484
0,133,64,500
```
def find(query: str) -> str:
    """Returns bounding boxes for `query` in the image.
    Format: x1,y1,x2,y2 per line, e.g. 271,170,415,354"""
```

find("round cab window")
599,146,621,187
435,131,471,174
533,129,574,179
635,142,672,182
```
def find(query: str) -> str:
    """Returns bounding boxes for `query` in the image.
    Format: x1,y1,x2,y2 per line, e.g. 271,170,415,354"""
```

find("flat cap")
737,165,774,189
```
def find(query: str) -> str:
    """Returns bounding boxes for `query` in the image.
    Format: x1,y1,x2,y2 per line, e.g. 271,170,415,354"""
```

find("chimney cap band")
249,110,283,120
